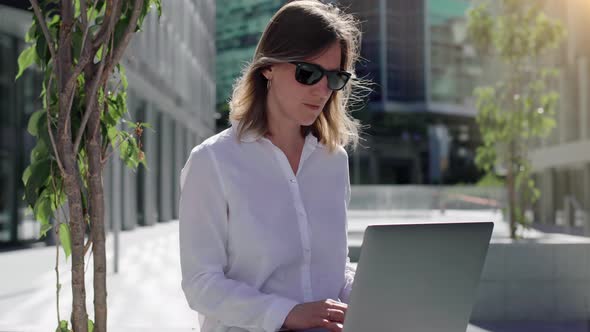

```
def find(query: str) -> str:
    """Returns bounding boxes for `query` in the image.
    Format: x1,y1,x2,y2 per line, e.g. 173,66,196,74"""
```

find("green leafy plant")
16,1,161,331
466,0,565,238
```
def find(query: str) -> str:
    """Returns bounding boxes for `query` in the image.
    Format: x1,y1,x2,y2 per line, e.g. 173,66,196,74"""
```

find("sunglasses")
289,61,351,91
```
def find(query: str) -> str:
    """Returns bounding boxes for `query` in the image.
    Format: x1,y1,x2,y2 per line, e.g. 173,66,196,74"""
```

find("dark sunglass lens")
296,64,323,85
327,72,350,90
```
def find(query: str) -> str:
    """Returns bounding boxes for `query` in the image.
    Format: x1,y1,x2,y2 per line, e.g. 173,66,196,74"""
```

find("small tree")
466,0,565,239
17,1,161,331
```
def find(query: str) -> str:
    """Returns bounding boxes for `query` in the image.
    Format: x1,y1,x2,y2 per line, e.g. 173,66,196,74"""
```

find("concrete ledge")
471,239,590,321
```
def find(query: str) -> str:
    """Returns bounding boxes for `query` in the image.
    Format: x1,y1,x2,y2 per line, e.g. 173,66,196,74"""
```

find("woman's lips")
303,103,320,110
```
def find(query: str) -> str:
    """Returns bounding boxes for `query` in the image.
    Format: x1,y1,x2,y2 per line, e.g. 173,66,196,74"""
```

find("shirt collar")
230,119,319,148
230,119,260,143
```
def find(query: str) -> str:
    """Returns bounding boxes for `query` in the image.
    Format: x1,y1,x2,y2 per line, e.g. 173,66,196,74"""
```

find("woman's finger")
324,320,344,332
326,308,346,323
326,300,348,313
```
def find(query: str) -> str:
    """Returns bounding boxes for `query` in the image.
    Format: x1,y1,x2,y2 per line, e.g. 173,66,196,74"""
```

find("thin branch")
62,84,76,136
101,0,144,87
91,77,109,143
71,0,122,153
46,74,65,175
80,0,88,28
50,163,61,325
92,0,123,49
80,0,100,54
84,233,93,274
73,43,108,153
101,134,133,165
92,0,114,48
58,0,75,128
62,0,102,120
101,135,109,164
29,0,57,62
99,79,112,163
55,223,61,325
84,237,93,256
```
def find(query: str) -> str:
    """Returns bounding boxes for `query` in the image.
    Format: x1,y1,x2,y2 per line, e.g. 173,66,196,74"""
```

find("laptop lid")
342,222,494,332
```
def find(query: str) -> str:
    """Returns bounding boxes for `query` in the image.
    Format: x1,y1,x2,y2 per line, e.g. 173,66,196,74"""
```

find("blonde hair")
228,0,369,153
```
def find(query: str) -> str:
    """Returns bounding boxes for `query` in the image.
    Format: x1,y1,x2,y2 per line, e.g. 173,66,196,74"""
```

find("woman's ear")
262,66,273,80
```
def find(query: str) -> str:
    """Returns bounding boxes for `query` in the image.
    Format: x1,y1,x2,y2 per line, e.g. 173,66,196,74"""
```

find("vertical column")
544,169,557,225
122,159,138,230
131,96,146,226
369,152,380,184
185,127,193,159
121,97,138,230
540,169,553,225
353,147,361,185
584,163,590,235
194,132,199,149
159,114,173,221
142,104,159,225
103,155,112,233
578,56,588,140
174,121,185,219
379,0,388,108
558,70,569,144
556,169,567,226
111,150,123,231
414,154,423,184
423,0,431,104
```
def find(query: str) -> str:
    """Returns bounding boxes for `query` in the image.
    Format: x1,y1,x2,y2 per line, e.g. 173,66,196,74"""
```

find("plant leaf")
39,223,53,239
16,44,37,80
27,110,45,137
59,223,72,260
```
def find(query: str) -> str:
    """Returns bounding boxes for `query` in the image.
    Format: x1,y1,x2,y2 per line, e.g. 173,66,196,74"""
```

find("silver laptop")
342,221,494,332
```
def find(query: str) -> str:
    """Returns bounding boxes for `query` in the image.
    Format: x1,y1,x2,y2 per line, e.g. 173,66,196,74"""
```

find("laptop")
341,221,494,332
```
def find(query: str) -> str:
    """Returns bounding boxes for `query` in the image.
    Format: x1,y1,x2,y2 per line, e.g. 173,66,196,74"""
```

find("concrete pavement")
0,221,197,331
1,210,588,331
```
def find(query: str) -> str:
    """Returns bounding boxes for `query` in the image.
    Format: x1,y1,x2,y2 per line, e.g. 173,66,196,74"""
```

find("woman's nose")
312,75,332,97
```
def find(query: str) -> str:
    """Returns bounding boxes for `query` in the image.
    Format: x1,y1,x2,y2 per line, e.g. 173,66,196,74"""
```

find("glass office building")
216,0,283,114
0,0,216,246
342,0,482,184
428,0,480,110
0,7,43,243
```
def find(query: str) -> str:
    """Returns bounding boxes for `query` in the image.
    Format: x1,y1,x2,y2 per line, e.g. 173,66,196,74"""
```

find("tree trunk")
85,65,107,332
57,2,88,331
57,91,89,332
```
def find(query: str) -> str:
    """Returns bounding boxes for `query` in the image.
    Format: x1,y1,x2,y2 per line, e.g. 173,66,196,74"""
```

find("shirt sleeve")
179,144,298,332
339,149,356,304
338,256,357,304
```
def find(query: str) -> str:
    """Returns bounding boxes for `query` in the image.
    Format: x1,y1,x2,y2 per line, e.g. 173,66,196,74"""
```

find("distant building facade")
341,0,483,184
216,0,283,114
0,0,216,245
530,0,590,232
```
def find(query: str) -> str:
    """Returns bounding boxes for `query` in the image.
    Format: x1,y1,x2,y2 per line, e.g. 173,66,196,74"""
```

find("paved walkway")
1,210,588,331
0,221,197,331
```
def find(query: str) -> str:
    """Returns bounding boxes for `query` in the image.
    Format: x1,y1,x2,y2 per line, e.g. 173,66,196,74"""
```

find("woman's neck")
265,101,305,150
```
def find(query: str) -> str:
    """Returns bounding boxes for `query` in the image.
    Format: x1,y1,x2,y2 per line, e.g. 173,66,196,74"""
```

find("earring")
267,79,272,90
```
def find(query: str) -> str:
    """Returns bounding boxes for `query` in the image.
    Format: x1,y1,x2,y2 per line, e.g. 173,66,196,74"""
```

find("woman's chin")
300,118,317,127
300,114,320,126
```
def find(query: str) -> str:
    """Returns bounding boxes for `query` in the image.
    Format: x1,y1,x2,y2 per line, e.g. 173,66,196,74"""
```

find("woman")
179,1,367,331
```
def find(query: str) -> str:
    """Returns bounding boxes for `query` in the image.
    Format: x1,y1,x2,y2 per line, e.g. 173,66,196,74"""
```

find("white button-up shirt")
179,120,356,332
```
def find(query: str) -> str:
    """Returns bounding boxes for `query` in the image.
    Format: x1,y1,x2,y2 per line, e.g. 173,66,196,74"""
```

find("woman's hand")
282,298,347,332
